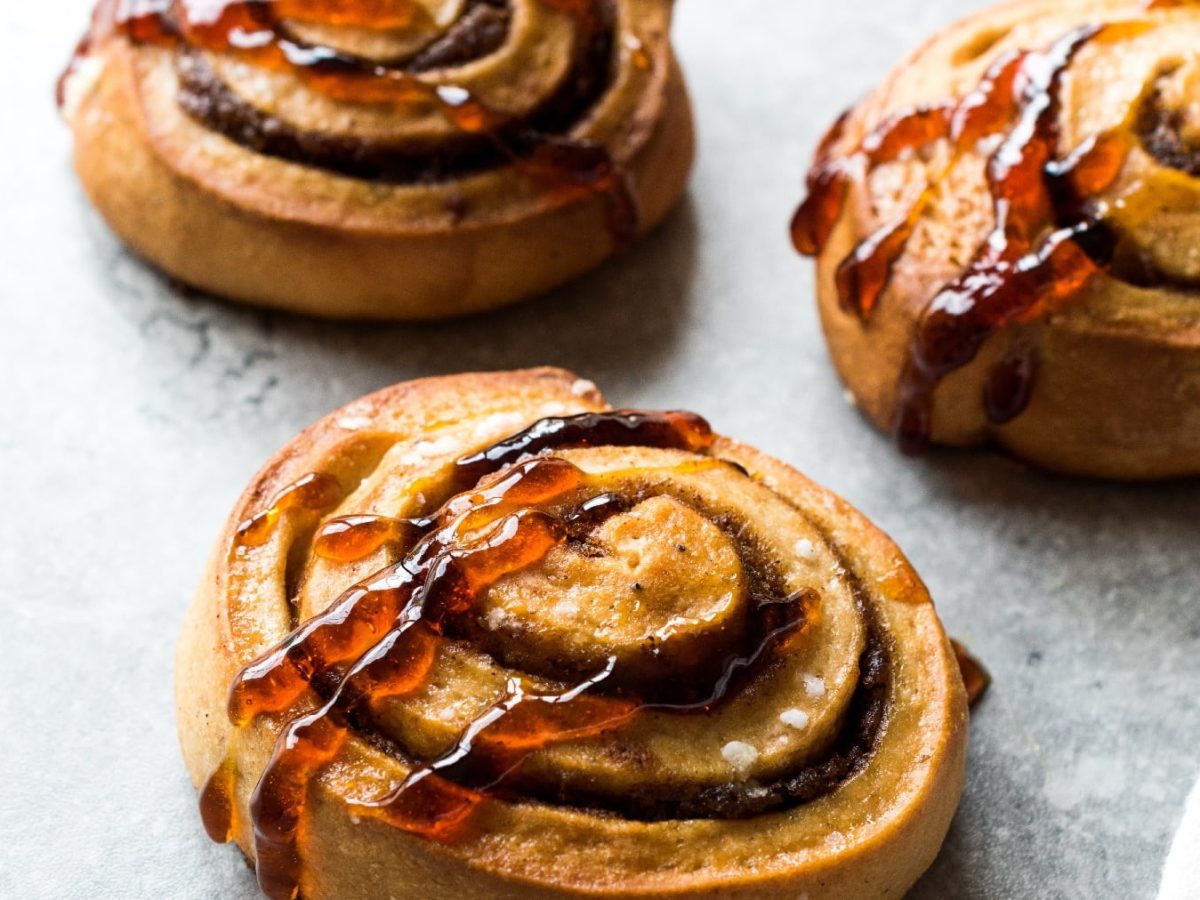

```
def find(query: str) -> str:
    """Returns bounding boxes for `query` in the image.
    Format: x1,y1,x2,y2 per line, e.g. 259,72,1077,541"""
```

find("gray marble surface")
3,0,1198,897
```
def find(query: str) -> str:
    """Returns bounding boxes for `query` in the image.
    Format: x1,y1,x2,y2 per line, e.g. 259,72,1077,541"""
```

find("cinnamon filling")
1138,90,1200,176
174,50,508,182
407,1,512,72
515,582,891,822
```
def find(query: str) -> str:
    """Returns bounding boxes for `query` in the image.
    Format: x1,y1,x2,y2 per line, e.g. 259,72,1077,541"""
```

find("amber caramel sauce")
951,639,991,707
272,0,429,29
62,0,643,246
792,23,1155,452
198,758,239,844
201,410,819,900
235,472,344,548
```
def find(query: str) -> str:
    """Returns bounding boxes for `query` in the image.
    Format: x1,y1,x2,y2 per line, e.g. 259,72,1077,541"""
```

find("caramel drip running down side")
792,23,1149,451
789,110,853,258
829,103,954,319
198,758,240,844
60,0,642,248
791,46,1026,319
951,639,991,707
894,25,1141,451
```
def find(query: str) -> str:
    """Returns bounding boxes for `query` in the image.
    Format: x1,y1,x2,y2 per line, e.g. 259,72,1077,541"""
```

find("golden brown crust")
176,368,967,899
63,2,694,320
805,0,1200,479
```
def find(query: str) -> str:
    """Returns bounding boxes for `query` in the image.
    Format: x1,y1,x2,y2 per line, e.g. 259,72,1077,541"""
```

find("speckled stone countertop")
2,1,1198,897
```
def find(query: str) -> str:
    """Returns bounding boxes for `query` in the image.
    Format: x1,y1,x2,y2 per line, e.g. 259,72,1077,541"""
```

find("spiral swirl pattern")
59,0,693,317
176,369,967,900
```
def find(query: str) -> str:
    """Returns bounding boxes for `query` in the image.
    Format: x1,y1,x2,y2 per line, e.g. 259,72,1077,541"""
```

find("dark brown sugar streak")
791,22,1162,452
201,410,896,899
61,0,641,246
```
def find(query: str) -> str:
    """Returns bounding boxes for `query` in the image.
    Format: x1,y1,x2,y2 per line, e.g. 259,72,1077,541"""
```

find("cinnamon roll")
176,368,969,899
792,0,1200,479
59,0,693,319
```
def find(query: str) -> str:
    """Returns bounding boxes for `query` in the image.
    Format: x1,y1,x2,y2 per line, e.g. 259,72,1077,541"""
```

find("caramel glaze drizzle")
60,0,641,246
792,23,1150,452
199,409,893,899
951,640,991,708
236,473,345,548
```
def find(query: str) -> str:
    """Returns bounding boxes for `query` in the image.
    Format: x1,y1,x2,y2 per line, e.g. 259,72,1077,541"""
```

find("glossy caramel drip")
791,102,954,262
951,639,990,707
837,54,1031,320
625,34,651,71
198,758,239,843
874,564,933,606
61,0,641,245
360,661,637,837
228,565,420,725
790,111,851,257
659,589,813,713
235,472,343,548
313,514,425,562
273,0,427,29
793,49,1024,317
833,198,925,320
516,137,640,250
354,583,813,835
982,345,1039,425
792,24,1144,451
456,409,714,484
895,26,1140,451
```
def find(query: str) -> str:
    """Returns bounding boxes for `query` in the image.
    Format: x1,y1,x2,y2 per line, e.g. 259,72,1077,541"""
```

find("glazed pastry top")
183,370,966,899
792,0,1200,450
